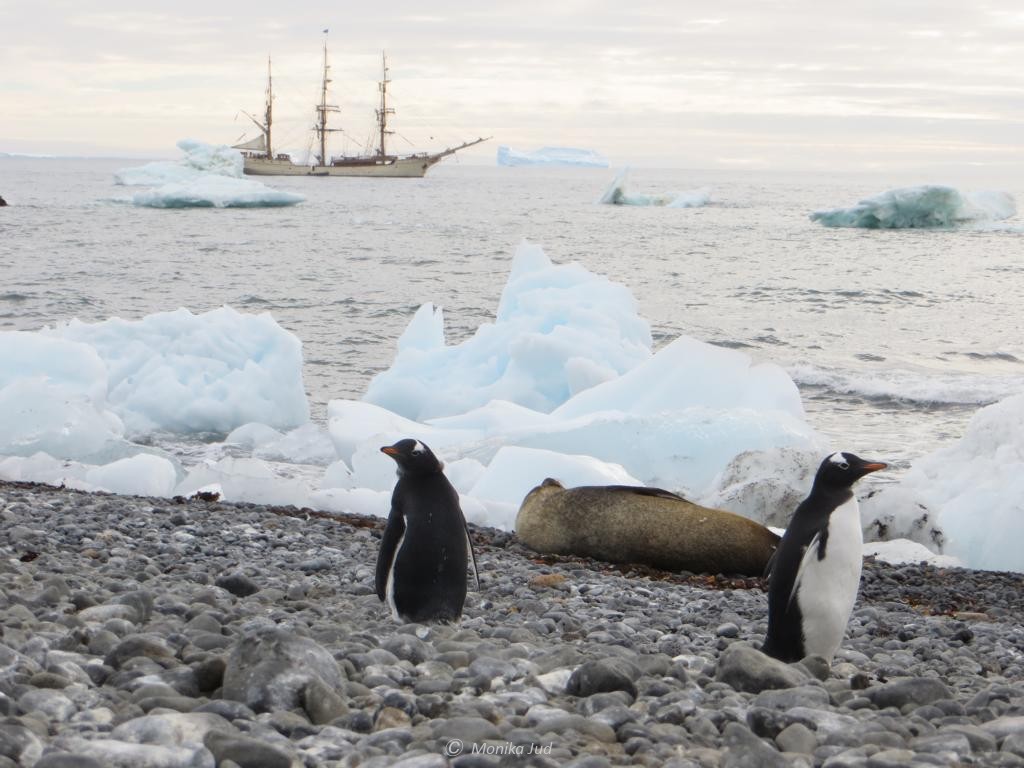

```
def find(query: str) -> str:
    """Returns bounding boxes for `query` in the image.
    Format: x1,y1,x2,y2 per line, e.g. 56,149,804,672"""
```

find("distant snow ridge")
114,139,304,208
497,145,609,168
599,169,711,208
363,240,654,420
810,185,1015,228
43,307,310,435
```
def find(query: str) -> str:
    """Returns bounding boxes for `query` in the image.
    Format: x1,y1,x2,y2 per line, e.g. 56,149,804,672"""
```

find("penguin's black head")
381,438,443,477
814,451,887,490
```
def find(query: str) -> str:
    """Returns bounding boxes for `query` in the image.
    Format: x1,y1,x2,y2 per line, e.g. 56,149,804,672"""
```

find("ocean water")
2,156,1023,477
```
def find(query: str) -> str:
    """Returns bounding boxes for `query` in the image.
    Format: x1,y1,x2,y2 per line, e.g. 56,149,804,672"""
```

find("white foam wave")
790,363,1024,406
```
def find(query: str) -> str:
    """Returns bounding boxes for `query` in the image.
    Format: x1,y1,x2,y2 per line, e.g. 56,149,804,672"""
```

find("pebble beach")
3,479,1024,768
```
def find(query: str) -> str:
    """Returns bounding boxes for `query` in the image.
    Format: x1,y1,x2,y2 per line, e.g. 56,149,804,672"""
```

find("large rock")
517,479,779,575
716,643,811,693
222,626,347,715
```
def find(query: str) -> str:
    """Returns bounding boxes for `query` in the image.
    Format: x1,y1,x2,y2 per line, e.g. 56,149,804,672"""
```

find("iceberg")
497,145,609,168
362,240,653,421
342,242,822,526
114,139,244,186
4,307,309,440
599,169,711,208
809,185,1016,228
114,139,304,208
0,332,125,459
862,392,1024,572
130,176,305,208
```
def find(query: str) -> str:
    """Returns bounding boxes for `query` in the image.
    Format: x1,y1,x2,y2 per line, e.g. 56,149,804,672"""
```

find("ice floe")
114,139,304,208
809,185,1015,228
599,169,711,208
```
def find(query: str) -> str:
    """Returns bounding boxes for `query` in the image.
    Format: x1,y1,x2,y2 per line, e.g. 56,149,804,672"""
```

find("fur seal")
516,478,780,576
762,451,887,663
376,438,479,623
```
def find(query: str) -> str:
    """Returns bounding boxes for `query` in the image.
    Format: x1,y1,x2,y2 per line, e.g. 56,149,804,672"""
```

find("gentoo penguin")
761,451,887,663
375,439,479,623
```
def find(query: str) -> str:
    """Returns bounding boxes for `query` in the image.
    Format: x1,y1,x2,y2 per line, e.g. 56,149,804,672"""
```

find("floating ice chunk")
0,332,125,458
115,139,303,208
497,145,609,168
115,138,244,185
469,446,641,509
599,169,711,208
363,240,652,420
867,392,1024,571
809,185,1015,228
85,454,179,497
46,306,309,436
131,175,304,208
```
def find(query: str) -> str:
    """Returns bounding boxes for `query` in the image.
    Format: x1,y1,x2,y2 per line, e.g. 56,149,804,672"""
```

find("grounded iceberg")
363,241,653,420
810,185,1015,228
3,307,309,444
114,139,304,208
599,169,711,208
3,240,989,570
862,392,1024,571
497,145,609,168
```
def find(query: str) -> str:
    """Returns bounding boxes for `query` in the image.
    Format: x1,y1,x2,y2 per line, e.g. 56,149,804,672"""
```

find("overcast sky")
2,0,1022,172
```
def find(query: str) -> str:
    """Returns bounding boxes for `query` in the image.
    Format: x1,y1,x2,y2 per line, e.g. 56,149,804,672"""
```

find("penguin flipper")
375,509,406,602
763,547,779,580
465,521,480,591
787,535,820,610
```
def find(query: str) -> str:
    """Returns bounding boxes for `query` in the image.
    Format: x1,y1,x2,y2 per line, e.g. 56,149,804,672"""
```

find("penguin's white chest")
795,497,863,662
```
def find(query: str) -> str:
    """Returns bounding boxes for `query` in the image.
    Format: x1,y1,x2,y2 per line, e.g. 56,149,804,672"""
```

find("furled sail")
232,135,266,151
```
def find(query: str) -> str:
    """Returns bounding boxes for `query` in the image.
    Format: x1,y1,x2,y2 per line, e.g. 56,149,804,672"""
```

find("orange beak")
381,446,400,456
863,462,888,473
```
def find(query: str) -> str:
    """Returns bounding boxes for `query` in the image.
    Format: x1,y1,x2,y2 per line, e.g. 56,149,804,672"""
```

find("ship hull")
243,154,441,178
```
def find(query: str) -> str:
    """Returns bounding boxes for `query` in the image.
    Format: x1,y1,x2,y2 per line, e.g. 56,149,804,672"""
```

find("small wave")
789,363,1024,407
960,351,1022,364
0,292,29,302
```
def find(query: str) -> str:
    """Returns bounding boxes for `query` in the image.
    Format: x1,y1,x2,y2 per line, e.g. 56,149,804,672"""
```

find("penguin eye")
411,448,424,455
837,461,850,470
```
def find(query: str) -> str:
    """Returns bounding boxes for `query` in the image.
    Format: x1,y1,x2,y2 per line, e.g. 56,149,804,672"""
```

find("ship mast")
315,32,340,165
264,56,273,158
376,51,395,159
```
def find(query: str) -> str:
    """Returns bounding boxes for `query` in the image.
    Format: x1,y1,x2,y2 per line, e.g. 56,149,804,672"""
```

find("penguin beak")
381,446,400,457
862,461,887,473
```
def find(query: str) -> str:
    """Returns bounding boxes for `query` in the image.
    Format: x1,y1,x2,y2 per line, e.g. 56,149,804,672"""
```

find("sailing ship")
234,41,489,178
